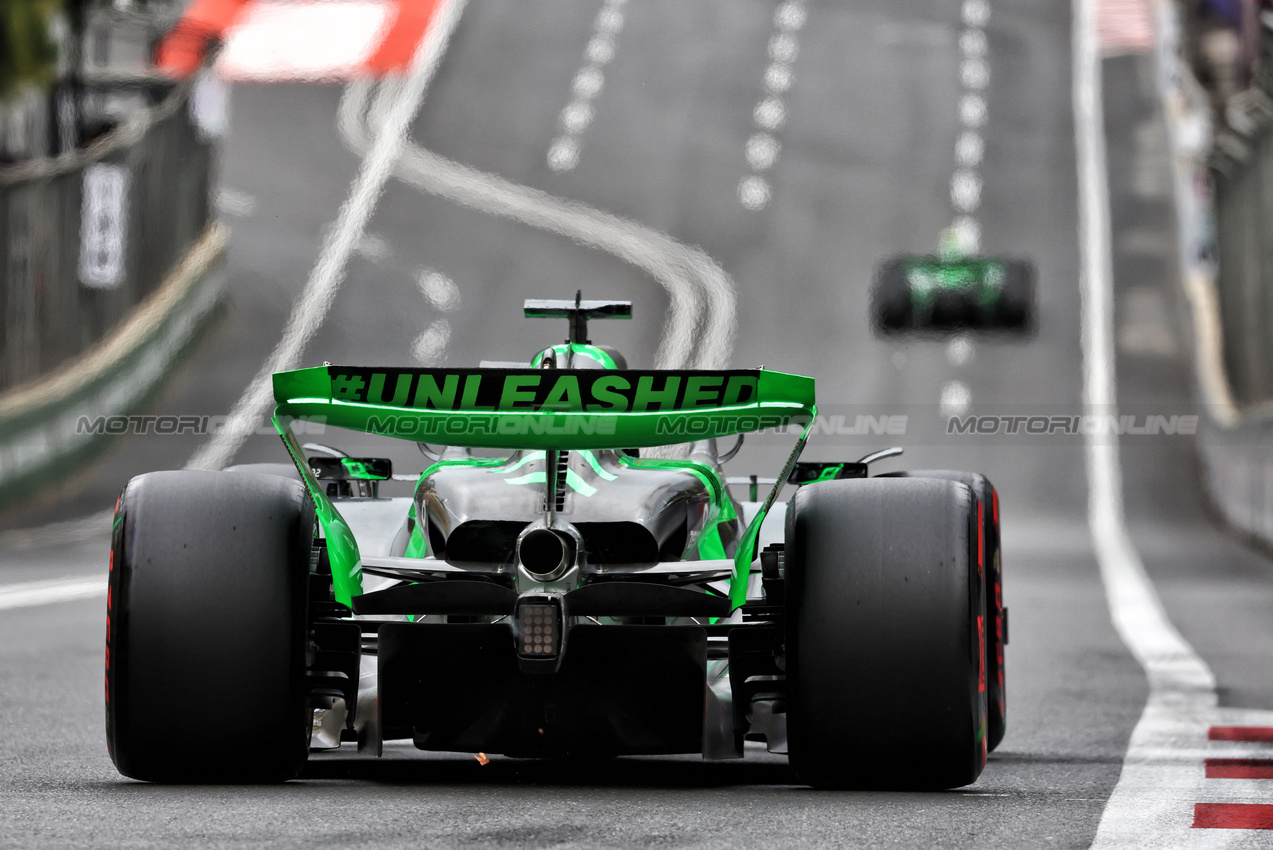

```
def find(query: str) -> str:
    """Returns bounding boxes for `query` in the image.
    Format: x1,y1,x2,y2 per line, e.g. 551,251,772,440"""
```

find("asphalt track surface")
5,1,1273,847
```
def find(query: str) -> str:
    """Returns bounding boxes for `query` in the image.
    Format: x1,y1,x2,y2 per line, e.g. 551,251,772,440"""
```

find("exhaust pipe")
517,527,575,581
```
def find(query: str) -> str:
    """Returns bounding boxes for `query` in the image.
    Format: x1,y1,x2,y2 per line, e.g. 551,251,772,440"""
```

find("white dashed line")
0,577,106,611
412,269,458,365
547,0,626,173
411,319,451,365
738,0,807,211
956,130,984,167
959,27,988,57
355,232,391,262
946,334,975,366
961,57,990,90
951,0,989,256
952,215,981,252
737,176,772,212
936,3,990,420
939,380,972,417
753,97,787,132
962,0,991,27
769,31,799,64
763,63,793,93
416,268,460,312
951,169,983,213
745,134,782,171
960,93,988,129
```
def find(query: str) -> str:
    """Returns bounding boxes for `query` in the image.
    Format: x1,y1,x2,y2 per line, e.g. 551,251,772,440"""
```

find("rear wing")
271,364,817,611
272,366,815,450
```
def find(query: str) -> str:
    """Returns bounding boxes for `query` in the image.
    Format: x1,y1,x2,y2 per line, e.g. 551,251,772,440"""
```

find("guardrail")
0,69,228,509
0,71,216,393
1209,15,1273,410
1157,1,1273,550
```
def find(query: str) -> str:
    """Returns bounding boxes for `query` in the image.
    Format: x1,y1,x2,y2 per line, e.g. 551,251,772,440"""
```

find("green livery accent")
498,451,606,494
696,525,727,560
578,449,618,481
339,457,384,479
272,366,815,450
810,464,843,483
532,343,617,369
273,364,816,611
404,520,427,558
730,416,815,609
275,419,362,606
502,468,598,496
901,257,1007,309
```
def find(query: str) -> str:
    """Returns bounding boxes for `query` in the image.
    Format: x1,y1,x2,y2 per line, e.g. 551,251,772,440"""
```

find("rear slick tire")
105,469,314,782
879,469,1006,752
785,477,987,789
998,260,1036,331
873,260,913,331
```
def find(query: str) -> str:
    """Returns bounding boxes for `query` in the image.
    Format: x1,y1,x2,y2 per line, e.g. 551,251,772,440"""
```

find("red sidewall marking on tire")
978,615,986,695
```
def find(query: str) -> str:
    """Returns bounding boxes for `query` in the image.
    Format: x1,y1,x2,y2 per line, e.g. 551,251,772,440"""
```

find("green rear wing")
272,366,815,449
271,365,817,611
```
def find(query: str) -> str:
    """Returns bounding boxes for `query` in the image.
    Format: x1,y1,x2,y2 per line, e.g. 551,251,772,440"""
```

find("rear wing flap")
272,366,815,450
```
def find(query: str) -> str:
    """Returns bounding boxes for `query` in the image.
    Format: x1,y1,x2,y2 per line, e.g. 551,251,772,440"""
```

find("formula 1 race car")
873,235,1035,333
104,295,1007,789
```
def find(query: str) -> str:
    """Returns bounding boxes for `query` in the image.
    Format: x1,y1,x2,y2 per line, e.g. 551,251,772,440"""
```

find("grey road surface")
3,1,1272,847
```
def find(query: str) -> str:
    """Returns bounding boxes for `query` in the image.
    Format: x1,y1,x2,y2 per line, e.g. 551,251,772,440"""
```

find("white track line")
339,81,737,371
939,380,972,417
738,0,807,211
184,0,469,471
412,269,458,365
416,268,461,312
0,577,107,611
938,0,988,419
547,0,627,172
1078,0,1219,844
951,0,989,253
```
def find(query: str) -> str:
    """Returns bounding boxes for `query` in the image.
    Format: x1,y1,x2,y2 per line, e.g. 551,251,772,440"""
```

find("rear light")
516,597,561,659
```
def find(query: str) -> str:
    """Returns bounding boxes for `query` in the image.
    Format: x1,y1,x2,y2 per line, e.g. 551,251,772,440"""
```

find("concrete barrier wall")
0,73,215,392
1157,0,1273,549
0,72,227,507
